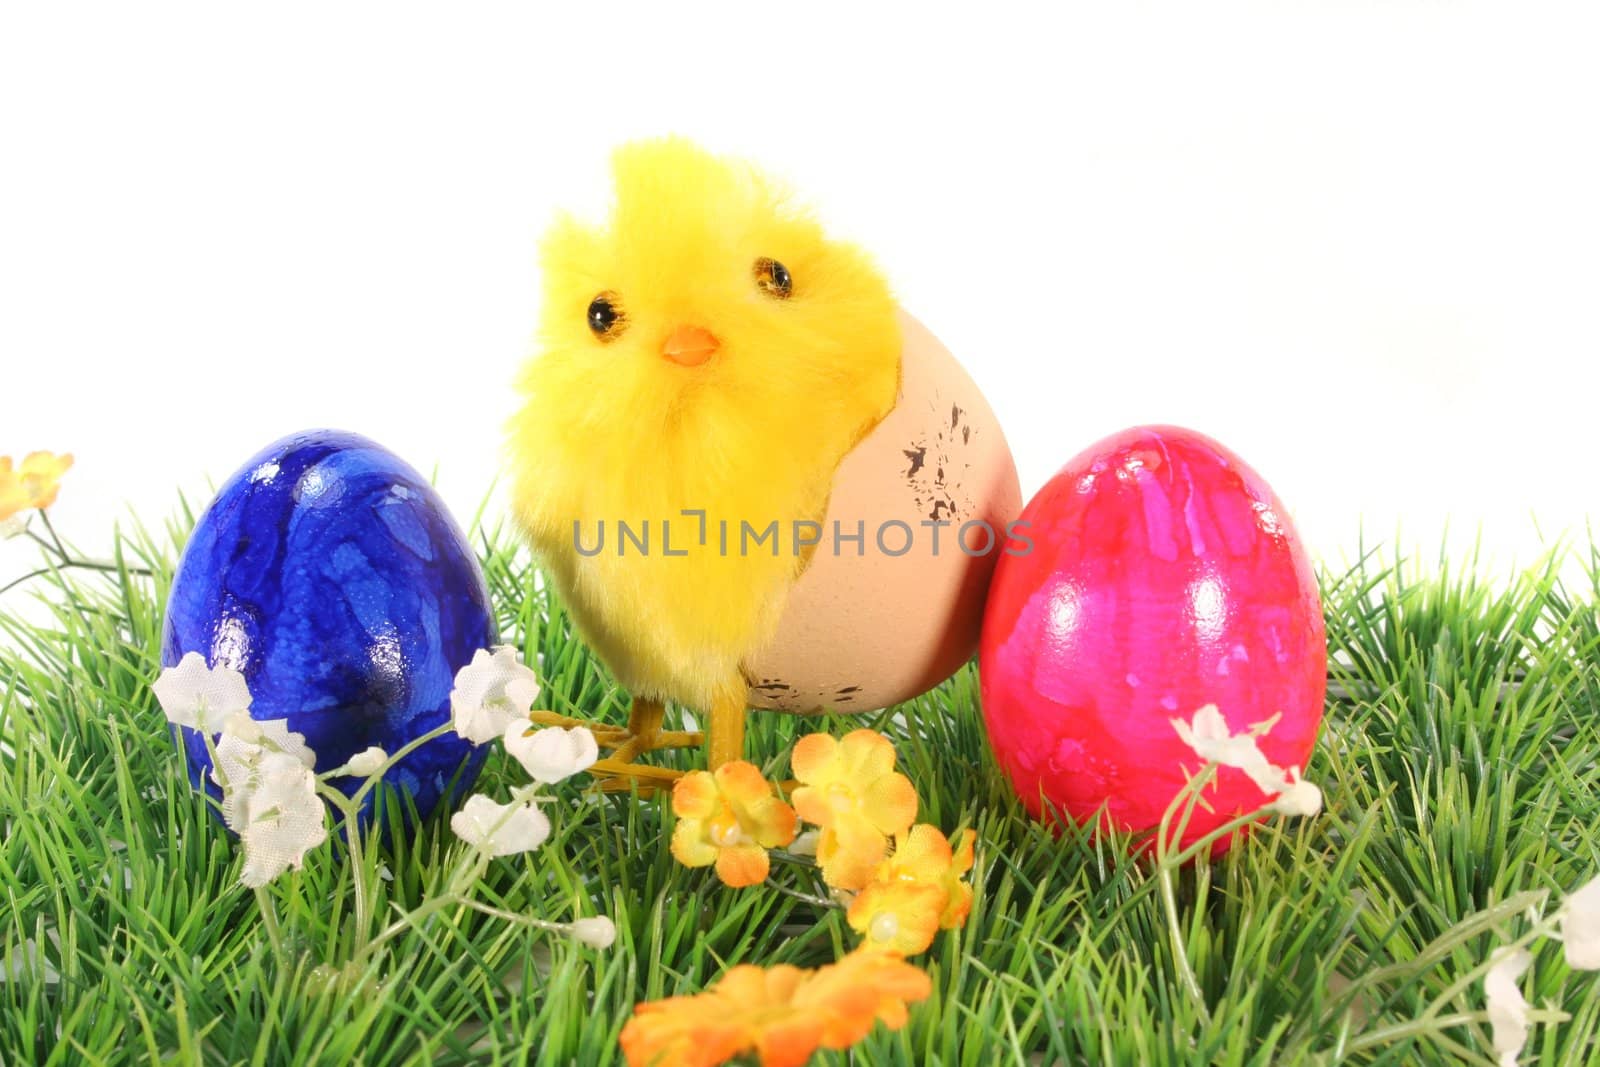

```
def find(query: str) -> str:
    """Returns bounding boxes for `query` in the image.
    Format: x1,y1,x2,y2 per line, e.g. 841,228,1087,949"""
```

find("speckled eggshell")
162,429,497,824
978,425,1325,849
744,311,1022,713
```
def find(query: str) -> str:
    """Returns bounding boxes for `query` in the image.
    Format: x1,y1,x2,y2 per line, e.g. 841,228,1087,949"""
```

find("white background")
3,3,1597,593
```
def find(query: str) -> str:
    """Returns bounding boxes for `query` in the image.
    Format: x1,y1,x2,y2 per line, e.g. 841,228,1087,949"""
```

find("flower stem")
316,787,374,960
1151,765,1220,1027
1170,809,1278,868
450,897,587,934
764,879,839,910
1344,1005,1568,1057
359,892,576,959
1330,890,1547,1010
254,885,285,958
37,512,70,561
314,721,458,964
354,853,489,964
348,722,455,808
1152,767,1209,1023
1397,914,1568,1047
43,511,153,576
0,560,136,597
1158,862,1212,1027
344,808,372,959
1,511,154,596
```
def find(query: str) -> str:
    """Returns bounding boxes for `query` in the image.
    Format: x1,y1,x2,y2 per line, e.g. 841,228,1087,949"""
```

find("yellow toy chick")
508,138,901,786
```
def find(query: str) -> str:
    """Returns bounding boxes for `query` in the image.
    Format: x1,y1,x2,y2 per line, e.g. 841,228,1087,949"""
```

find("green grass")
2,515,1598,1066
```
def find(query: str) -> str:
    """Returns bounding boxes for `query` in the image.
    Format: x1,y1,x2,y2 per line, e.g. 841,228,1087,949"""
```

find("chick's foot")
582,697,703,796
527,709,632,747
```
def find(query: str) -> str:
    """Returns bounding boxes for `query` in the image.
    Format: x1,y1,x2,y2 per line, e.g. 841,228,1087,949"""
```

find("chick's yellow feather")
508,139,901,709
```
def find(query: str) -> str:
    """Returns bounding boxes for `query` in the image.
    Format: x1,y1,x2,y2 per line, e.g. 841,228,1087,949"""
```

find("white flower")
238,751,329,888
450,794,551,856
1268,767,1324,818
219,711,265,744
344,747,388,778
1173,705,1283,790
1172,704,1267,769
151,655,323,879
1171,705,1322,818
1239,758,1297,798
567,916,616,949
1560,874,1600,971
450,647,541,744
153,652,252,734
212,718,316,833
213,717,315,782
210,717,322,887
1484,947,1533,1067
503,723,598,785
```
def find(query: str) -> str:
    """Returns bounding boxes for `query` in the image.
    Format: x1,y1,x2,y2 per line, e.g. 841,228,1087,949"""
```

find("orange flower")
799,948,933,1044
789,730,917,891
619,949,931,1067
671,761,797,888
1,452,74,514
618,986,747,1067
847,825,978,955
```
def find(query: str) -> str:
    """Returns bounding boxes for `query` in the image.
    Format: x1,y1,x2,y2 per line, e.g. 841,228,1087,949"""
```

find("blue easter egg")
162,429,496,823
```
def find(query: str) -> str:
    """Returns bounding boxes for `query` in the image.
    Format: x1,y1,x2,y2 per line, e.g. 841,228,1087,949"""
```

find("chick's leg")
587,696,705,792
527,710,630,746
608,697,703,761
707,685,748,769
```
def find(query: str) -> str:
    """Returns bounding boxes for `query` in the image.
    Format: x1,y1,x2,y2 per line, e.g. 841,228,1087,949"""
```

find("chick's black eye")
754,258,792,299
587,293,624,339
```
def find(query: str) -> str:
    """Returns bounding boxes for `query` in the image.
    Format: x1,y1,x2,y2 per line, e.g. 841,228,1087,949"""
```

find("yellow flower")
847,825,978,954
619,949,931,1067
940,828,977,927
1,452,74,514
0,469,27,525
789,730,918,891
671,761,797,888
845,879,945,955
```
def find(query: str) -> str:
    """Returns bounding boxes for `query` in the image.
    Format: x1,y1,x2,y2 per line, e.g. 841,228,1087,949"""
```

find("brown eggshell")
743,310,1022,714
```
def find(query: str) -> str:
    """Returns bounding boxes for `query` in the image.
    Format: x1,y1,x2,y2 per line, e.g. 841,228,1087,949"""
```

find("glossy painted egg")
162,429,496,822
978,425,1325,847
745,310,1022,713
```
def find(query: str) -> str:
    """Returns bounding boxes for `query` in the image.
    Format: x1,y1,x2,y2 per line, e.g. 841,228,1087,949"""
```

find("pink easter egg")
978,425,1326,849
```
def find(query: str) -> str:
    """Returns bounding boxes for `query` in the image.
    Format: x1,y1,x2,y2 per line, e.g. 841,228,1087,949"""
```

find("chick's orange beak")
661,325,720,367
